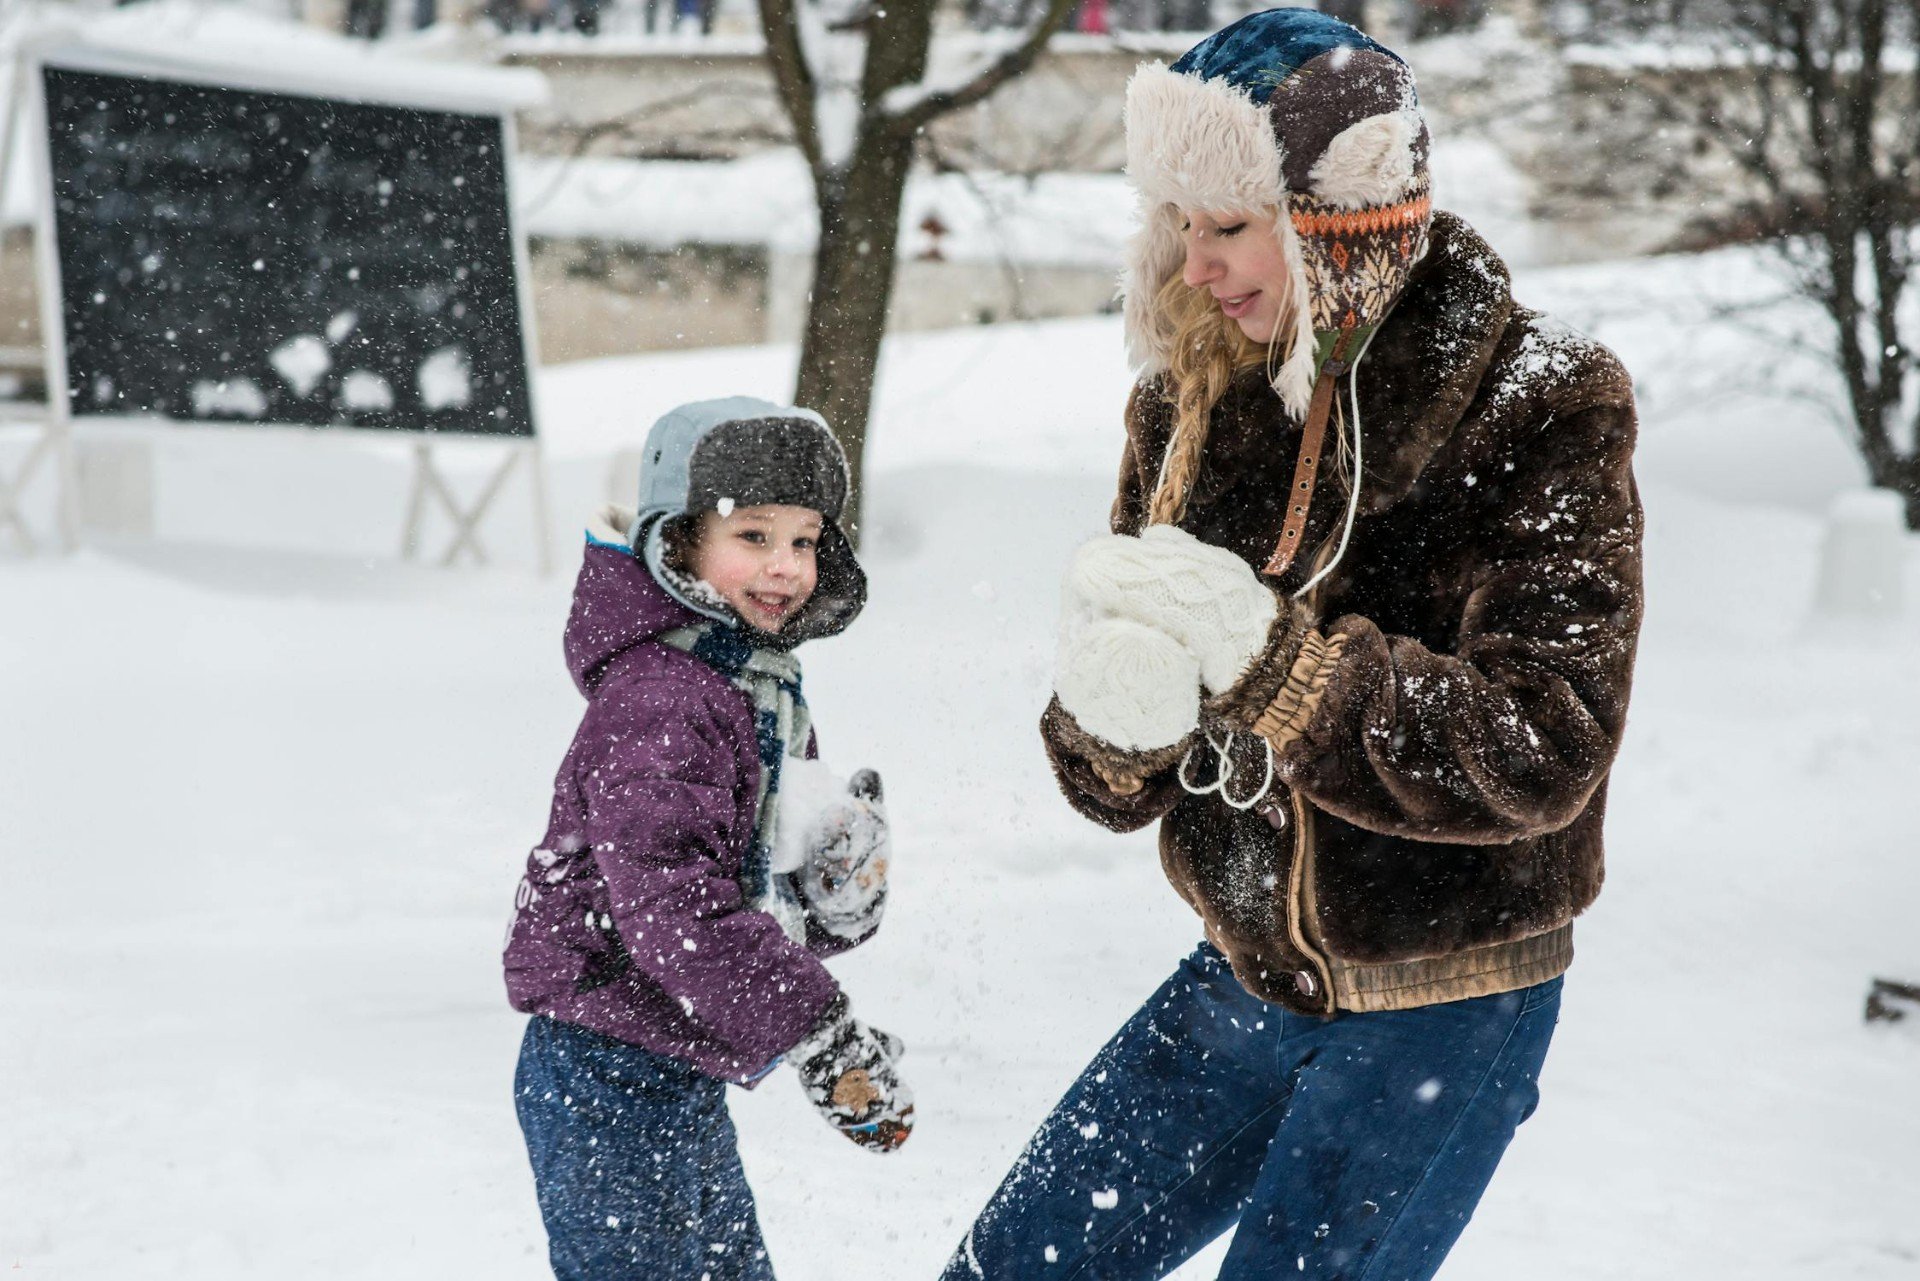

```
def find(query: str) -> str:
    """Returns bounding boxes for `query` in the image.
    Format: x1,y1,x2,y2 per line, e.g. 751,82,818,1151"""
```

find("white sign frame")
11,36,552,571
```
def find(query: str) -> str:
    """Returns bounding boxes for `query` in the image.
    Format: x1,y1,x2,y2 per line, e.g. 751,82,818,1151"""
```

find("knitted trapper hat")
1122,8,1433,573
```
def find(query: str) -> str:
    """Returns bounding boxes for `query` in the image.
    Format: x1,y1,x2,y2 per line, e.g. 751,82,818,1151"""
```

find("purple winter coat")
502,539,849,1084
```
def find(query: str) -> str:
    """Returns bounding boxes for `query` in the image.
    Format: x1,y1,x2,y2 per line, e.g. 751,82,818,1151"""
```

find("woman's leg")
940,943,1290,1280
1217,976,1563,1281
514,1017,774,1281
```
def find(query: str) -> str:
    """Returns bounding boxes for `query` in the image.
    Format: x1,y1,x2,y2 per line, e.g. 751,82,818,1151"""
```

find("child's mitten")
797,769,889,941
791,994,914,1153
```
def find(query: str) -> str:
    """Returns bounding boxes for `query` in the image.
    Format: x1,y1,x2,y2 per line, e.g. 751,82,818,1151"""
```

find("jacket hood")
626,396,866,648
565,510,706,695
1123,7,1434,418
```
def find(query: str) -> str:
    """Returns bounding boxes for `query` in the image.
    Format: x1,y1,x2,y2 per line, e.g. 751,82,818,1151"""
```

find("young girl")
945,9,1642,1279
504,396,912,1281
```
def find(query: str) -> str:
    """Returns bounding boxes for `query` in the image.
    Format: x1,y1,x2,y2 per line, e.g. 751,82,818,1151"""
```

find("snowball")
772,756,848,875
339,371,394,413
269,334,330,398
417,345,472,412
1091,1188,1118,1210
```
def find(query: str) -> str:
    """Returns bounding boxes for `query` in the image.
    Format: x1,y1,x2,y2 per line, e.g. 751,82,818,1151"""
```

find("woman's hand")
1066,525,1282,694
1091,760,1145,795
1054,614,1202,753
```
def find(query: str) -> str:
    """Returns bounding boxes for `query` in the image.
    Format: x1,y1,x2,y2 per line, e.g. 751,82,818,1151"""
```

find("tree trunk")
794,136,914,540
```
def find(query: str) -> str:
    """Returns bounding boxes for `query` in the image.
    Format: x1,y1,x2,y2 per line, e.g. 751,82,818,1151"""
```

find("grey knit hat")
630,396,865,644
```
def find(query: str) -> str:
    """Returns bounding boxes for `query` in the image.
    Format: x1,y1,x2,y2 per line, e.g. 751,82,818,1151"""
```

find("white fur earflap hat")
1123,8,1433,418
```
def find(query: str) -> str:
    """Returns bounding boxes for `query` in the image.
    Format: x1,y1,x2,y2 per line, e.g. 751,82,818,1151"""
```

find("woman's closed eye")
1216,221,1247,237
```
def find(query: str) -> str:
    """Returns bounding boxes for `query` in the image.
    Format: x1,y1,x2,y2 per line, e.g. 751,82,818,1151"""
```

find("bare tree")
757,0,1079,530
1574,0,1920,526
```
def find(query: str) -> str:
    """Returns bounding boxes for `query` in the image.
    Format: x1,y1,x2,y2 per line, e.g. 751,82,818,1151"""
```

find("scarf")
658,621,811,943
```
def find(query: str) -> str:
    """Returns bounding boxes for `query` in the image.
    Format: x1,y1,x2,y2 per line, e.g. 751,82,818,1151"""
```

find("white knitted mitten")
1055,616,1202,751
1065,525,1280,694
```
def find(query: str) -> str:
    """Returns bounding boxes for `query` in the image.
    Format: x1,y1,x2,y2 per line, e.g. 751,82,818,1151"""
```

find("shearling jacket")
1042,212,1643,1017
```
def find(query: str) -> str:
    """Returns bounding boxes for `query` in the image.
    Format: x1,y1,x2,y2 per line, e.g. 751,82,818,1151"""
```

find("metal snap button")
1294,970,1319,997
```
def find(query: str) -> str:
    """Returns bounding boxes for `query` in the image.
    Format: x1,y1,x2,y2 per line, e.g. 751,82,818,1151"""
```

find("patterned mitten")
798,769,889,941
1054,615,1202,752
791,994,914,1153
1065,525,1282,694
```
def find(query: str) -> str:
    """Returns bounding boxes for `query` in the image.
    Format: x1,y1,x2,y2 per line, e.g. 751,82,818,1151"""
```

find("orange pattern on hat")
1290,191,1433,240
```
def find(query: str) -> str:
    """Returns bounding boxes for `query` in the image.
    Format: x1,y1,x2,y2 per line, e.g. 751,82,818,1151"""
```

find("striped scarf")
658,622,811,942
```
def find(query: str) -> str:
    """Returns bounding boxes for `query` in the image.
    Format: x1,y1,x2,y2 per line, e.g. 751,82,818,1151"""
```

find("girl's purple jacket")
502,540,844,1085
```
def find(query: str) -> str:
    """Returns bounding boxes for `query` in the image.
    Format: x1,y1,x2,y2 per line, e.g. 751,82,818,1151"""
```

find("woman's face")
1178,207,1292,344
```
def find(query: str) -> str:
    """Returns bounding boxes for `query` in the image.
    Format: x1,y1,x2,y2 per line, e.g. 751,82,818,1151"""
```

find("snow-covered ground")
5,241,1919,1278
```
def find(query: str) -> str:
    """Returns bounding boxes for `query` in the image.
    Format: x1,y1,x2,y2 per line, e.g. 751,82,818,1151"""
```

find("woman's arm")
1039,385,1195,830
1248,396,1644,844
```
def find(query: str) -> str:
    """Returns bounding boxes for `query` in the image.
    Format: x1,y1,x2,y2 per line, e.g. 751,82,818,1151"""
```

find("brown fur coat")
1042,212,1644,1014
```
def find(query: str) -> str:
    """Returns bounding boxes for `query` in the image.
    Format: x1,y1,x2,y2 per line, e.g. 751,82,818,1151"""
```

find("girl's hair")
1147,212,1300,527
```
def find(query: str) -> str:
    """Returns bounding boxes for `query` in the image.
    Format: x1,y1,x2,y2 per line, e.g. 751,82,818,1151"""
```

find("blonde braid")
1146,222,1299,526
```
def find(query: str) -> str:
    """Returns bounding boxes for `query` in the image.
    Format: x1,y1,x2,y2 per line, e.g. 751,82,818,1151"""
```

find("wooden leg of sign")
438,449,523,568
0,429,58,555
55,423,79,551
527,442,553,577
400,441,432,562
399,442,539,569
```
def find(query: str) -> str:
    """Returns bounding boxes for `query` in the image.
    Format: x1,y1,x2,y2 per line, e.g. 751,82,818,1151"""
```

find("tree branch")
759,0,824,170
882,0,1079,139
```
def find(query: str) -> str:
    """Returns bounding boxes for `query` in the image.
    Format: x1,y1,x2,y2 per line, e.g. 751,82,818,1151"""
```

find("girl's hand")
798,770,889,940
790,994,914,1153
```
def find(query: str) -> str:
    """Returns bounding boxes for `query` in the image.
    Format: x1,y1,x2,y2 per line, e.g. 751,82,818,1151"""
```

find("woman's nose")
1182,240,1220,289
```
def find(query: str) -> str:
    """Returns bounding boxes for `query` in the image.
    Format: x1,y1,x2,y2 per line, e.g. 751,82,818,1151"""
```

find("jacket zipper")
1280,531,1341,1014
1285,792,1336,1013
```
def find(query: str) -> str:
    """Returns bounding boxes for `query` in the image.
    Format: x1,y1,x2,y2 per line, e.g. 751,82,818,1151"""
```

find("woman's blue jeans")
514,1016,775,1281
942,942,1562,1281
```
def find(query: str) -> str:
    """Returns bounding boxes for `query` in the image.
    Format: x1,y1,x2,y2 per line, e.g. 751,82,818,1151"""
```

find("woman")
942,10,1641,1280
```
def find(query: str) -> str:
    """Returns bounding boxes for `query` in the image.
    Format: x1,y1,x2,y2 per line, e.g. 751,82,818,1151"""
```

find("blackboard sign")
38,63,535,438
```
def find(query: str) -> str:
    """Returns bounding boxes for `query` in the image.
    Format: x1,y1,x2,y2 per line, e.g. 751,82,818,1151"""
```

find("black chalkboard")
40,64,535,438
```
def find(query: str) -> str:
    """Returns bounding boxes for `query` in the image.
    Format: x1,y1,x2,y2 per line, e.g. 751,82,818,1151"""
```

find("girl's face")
1177,207,1293,344
686,503,823,633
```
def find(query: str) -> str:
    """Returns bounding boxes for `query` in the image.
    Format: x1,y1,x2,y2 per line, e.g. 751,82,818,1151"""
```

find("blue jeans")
942,943,1561,1281
514,1016,775,1281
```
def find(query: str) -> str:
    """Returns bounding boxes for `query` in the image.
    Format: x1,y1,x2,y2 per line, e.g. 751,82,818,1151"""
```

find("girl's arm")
579,680,839,1075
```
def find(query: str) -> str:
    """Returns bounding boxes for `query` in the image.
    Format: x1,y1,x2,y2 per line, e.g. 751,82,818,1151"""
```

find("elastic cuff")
1248,630,1348,752
1205,597,1314,730
790,990,849,1060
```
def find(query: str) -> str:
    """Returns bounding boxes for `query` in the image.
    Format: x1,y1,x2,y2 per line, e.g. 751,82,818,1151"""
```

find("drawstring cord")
1177,727,1277,811
1176,328,1379,810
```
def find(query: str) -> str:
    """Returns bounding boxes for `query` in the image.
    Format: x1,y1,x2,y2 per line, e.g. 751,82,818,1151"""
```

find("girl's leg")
1217,976,1563,1281
941,943,1290,1281
514,1017,774,1281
